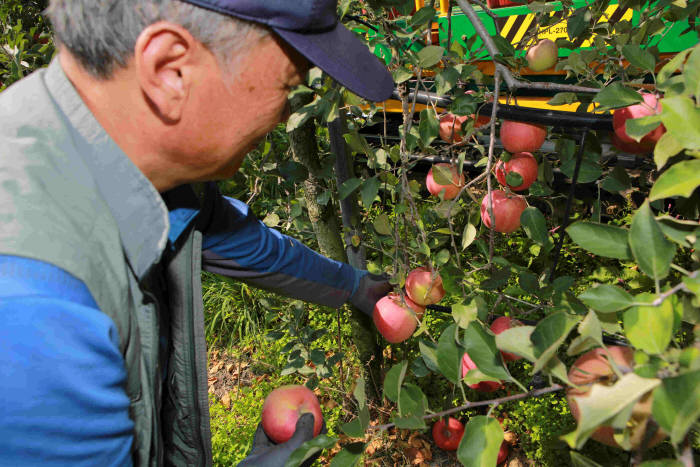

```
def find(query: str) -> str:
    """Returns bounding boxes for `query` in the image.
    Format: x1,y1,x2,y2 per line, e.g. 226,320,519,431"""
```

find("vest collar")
44,58,170,280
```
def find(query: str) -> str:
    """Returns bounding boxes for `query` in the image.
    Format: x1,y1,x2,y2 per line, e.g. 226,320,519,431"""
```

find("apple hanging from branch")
499,120,547,153
426,163,466,200
405,266,446,306
526,39,559,72
495,152,538,191
432,417,465,451
373,292,425,344
480,190,528,233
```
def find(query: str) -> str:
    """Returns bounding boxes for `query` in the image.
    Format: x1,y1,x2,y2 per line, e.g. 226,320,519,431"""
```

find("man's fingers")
288,413,317,446
251,422,272,449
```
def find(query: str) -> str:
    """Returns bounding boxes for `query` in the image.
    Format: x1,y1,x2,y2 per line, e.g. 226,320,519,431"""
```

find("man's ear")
134,22,197,123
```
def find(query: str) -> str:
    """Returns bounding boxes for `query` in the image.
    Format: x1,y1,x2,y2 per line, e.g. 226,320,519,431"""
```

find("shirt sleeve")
0,256,133,467
200,192,364,308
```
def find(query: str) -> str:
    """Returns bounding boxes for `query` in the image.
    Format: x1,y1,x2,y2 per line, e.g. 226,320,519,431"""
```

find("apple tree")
282,0,700,465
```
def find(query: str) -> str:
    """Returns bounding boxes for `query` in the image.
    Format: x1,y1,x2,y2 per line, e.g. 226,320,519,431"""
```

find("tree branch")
369,384,563,432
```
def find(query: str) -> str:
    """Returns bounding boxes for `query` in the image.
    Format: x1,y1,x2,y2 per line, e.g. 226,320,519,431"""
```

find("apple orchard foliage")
280,0,700,465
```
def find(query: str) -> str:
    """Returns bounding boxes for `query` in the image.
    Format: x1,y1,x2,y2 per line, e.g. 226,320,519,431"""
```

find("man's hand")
349,272,392,316
238,413,324,467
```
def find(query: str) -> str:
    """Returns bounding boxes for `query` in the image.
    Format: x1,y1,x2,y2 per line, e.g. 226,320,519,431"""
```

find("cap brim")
274,23,394,102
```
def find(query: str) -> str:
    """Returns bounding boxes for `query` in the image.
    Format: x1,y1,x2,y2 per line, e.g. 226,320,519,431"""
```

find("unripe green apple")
526,39,559,72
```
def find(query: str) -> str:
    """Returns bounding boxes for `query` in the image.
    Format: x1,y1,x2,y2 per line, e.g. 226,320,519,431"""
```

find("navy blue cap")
180,0,395,102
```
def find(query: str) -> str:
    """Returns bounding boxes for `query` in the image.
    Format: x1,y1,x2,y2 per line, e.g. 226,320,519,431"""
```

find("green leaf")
285,434,337,467
491,34,515,57
419,339,440,372
398,383,428,417
651,370,700,445
360,177,379,209
410,6,436,27
262,212,280,227
452,301,478,329
392,414,427,429
457,416,504,467
653,132,683,170
578,284,634,313
451,94,477,116
437,324,462,383
495,325,536,361
339,177,362,201
639,461,684,467
341,405,370,437
329,443,364,467
593,82,643,110
657,48,690,87
373,213,392,235
419,109,439,147
566,222,632,260
660,96,700,150
623,293,675,354
629,202,676,280
462,223,477,250
521,207,551,249
622,44,656,71
685,45,700,99
601,165,631,193
531,312,580,373
548,92,578,106
432,164,455,185
649,160,700,201
567,7,589,41
463,322,512,381
625,114,662,142
562,373,660,449
435,67,459,96
383,361,408,403
417,45,445,68
570,451,604,467
506,171,524,187
392,67,413,84
353,376,366,408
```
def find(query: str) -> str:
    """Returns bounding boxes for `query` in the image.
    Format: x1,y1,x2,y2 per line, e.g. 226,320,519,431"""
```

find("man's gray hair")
46,0,269,78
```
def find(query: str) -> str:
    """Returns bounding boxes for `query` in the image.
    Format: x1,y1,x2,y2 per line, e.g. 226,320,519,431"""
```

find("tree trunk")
288,93,382,400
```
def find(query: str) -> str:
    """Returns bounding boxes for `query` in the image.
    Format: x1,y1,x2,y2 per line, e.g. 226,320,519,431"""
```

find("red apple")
499,120,547,153
610,131,654,154
567,346,667,449
497,440,509,464
439,114,469,143
432,417,465,451
373,293,425,344
487,0,532,7
405,266,445,306
526,39,558,72
261,385,323,444
490,316,523,362
480,190,527,233
495,152,538,191
461,352,503,392
612,93,665,149
426,163,466,200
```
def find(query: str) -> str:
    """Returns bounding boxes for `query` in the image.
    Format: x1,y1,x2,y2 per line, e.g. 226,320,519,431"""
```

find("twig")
486,71,501,265
369,384,563,432
469,0,501,29
651,271,697,306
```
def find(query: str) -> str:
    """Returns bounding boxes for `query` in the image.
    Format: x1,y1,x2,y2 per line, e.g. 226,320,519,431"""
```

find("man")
0,0,393,465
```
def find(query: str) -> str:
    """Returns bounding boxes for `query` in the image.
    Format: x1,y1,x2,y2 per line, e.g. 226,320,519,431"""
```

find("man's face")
179,33,308,181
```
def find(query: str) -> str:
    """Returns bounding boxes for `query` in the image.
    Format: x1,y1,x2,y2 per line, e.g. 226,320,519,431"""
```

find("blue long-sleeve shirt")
0,192,363,466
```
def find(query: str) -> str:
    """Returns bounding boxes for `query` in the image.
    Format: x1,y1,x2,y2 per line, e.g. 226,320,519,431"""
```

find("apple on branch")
405,266,445,306
526,39,558,72
480,190,528,234
612,92,665,154
490,316,524,361
261,385,324,444
461,352,503,392
432,417,465,451
373,292,424,344
499,120,547,153
495,152,538,191
426,163,466,200
566,346,667,449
